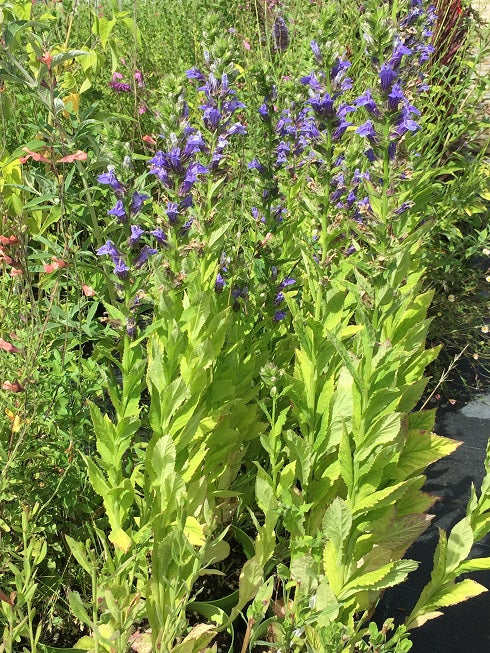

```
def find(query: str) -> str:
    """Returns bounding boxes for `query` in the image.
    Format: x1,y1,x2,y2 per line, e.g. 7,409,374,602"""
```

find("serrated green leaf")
340,559,418,598
322,498,352,554
432,579,487,608
397,431,460,479
353,480,416,515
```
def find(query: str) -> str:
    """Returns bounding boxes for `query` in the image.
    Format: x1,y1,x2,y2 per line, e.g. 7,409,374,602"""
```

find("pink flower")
243,39,251,50
134,70,144,87
82,284,96,297
138,105,147,115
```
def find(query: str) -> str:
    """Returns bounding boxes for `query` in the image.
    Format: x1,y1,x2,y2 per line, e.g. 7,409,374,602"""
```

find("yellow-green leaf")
409,611,444,629
433,579,487,607
109,527,132,553
184,516,206,547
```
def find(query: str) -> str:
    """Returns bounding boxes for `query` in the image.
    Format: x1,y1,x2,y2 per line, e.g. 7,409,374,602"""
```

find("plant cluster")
0,1,489,652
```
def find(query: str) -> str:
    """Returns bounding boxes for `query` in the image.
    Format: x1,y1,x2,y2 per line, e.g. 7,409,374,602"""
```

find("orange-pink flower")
43,257,68,273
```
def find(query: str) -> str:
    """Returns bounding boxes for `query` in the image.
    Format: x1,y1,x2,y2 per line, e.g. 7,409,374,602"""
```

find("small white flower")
483,248,490,256
448,294,455,302
482,325,489,334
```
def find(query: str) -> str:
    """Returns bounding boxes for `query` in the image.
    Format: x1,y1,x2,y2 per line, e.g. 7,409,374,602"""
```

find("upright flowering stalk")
351,1,435,250
96,166,162,337
185,64,249,294
186,66,247,171
297,43,357,278
147,127,209,247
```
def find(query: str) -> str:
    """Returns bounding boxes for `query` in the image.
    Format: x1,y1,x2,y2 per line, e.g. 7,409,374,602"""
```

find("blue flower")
186,67,206,81
273,16,289,52
215,273,225,293
356,120,378,143
300,72,322,91
134,246,157,268
395,201,413,215
309,93,335,119
98,168,125,195
276,141,290,166
114,258,129,278
258,103,270,120
365,148,376,162
274,309,287,322
248,158,266,174
203,106,221,131
332,119,353,141
166,202,179,224
180,162,208,195
126,318,137,338
179,218,194,235
107,200,126,222
183,132,208,158
226,123,247,136
354,89,381,117
151,228,167,244
310,40,322,64
130,191,149,215
223,99,246,114
129,225,145,246
389,42,412,69
96,240,119,258
279,277,295,290
387,83,405,111
379,63,397,92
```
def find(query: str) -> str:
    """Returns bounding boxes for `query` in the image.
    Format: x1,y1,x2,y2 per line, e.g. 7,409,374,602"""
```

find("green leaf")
340,559,418,598
108,527,132,553
339,425,354,495
323,539,343,595
235,558,263,613
184,516,206,547
314,577,340,624
67,591,92,627
353,480,417,515
457,557,490,573
432,579,487,608
85,457,109,497
93,17,117,49
327,367,354,450
445,518,474,573
65,536,92,576
255,466,278,515
148,435,176,486
397,431,460,479
51,50,90,68
39,646,87,653
408,611,444,629
355,413,401,461
322,498,352,554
